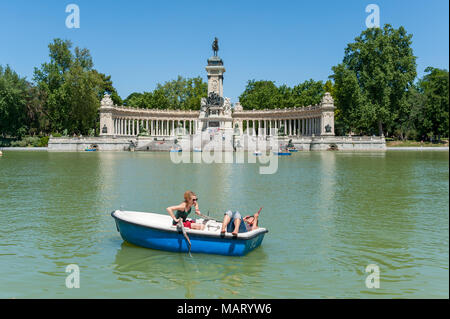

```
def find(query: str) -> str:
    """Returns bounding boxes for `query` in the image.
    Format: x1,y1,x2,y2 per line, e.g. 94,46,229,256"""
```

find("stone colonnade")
99,93,335,137
112,117,199,136
235,117,322,137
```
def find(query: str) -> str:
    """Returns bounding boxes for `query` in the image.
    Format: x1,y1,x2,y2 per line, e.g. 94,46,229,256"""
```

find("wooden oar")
177,220,191,255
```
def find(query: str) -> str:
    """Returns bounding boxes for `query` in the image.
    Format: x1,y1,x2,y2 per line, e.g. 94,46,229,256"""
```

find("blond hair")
183,190,196,203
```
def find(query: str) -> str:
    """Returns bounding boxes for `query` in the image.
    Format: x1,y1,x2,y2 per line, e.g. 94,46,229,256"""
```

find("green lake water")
0,151,448,298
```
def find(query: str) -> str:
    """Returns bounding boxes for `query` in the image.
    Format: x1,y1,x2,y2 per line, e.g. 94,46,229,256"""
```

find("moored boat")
111,210,268,256
170,148,182,153
273,151,291,156
85,144,98,151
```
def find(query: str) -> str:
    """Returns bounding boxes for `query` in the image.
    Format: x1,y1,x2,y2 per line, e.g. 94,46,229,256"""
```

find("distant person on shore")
220,207,262,236
166,191,204,230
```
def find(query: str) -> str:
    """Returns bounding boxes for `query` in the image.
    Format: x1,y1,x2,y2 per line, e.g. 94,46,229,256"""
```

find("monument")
195,38,234,151
78,38,386,152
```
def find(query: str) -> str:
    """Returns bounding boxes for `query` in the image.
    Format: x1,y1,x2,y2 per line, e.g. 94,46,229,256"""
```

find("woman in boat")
220,208,261,236
166,191,204,230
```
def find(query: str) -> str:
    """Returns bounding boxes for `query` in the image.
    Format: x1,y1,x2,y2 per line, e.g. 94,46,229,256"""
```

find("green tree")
239,80,281,110
239,79,325,110
93,71,123,106
418,67,449,140
124,76,207,110
33,38,114,135
291,79,325,107
0,65,28,137
331,24,417,136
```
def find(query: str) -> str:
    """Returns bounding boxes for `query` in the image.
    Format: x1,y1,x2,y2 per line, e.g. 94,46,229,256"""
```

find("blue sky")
0,0,448,103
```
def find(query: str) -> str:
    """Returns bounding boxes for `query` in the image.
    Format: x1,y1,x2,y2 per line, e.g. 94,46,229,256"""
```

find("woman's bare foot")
232,230,238,236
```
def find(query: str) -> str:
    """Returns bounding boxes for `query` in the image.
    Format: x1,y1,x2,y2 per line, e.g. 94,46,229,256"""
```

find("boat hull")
112,212,267,256
273,152,291,156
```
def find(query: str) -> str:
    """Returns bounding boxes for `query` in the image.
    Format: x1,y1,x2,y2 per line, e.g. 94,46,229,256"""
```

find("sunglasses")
192,198,198,202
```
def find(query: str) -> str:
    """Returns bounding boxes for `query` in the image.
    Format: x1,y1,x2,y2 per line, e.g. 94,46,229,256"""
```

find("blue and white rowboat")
111,210,268,256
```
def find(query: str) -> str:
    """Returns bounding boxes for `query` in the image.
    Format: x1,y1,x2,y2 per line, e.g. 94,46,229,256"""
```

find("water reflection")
113,242,268,298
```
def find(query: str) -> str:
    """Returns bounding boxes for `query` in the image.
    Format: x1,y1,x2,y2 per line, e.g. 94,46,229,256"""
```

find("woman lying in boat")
220,208,262,236
166,191,205,230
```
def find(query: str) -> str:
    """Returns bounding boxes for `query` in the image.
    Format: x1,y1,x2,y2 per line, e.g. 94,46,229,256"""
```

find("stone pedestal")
206,56,225,97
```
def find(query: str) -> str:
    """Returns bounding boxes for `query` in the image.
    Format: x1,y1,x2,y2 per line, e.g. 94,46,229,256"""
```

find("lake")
0,150,448,298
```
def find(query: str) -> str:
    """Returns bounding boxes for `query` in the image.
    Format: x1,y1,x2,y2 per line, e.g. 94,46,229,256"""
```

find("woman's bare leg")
232,218,241,236
221,214,231,233
251,214,260,230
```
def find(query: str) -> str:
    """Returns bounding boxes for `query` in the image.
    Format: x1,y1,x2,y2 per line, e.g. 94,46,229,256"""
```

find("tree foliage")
416,67,449,139
124,76,207,110
32,39,119,135
0,66,29,137
331,24,417,136
239,79,326,110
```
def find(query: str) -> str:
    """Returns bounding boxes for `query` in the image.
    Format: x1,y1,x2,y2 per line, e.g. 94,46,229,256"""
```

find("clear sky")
1,0,448,103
